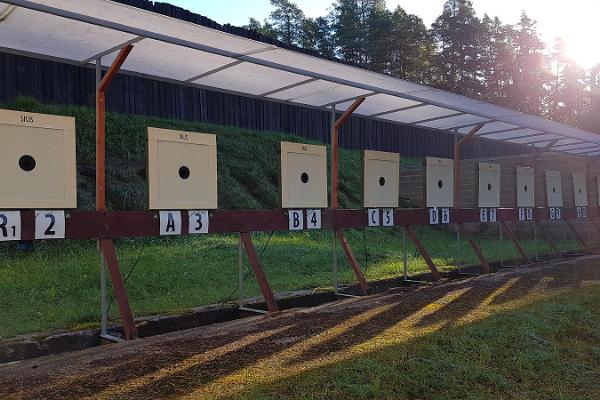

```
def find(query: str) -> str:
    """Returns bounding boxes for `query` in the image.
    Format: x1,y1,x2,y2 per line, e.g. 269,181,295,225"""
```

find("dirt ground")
1,256,600,400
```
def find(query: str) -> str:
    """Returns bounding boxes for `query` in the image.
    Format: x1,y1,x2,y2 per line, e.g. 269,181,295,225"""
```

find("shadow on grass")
2,261,599,400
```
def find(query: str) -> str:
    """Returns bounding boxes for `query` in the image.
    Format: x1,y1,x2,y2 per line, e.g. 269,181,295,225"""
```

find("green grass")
0,97,584,338
235,286,600,400
0,226,580,339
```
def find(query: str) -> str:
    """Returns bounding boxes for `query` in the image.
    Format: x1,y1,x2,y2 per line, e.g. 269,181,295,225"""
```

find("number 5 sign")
0,211,21,242
35,210,65,239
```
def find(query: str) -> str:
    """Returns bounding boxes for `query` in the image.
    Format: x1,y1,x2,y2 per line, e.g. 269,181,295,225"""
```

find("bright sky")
174,0,600,68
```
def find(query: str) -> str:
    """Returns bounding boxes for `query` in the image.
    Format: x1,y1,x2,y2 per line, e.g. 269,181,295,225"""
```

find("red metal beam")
454,123,485,208
100,238,137,339
96,45,136,340
456,223,491,274
500,220,532,264
331,97,365,209
336,230,369,295
240,232,279,312
564,219,593,254
403,225,442,281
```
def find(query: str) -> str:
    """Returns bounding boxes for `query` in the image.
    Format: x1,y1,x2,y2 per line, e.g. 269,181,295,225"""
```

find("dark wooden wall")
0,0,528,159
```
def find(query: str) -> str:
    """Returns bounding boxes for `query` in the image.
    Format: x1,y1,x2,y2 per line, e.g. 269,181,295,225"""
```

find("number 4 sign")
188,210,209,234
306,210,322,230
35,210,65,239
0,211,21,242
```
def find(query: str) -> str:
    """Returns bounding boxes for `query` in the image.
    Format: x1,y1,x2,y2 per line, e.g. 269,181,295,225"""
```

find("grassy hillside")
0,98,579,338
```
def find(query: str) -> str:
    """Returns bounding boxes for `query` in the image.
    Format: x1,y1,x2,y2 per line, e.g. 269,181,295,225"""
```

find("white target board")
148,128,218,210
545,170,563,207
516,166,534,208
280,141,327,209
478,162,501,208
425,157,454,208
0,109,76,209
362,150,399,208
572,173,588,207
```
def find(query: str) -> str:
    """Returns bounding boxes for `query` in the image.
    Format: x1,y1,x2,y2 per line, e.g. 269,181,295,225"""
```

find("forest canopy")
246,0,600,133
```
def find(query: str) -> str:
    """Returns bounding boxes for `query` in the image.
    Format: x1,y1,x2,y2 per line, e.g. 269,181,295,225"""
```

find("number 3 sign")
188,210,209,234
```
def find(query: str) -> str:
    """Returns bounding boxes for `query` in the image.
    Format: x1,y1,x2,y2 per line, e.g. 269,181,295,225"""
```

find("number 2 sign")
35,210,65,239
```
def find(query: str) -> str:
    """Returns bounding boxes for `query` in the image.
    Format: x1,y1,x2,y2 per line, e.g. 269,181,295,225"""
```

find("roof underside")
1,0,599,157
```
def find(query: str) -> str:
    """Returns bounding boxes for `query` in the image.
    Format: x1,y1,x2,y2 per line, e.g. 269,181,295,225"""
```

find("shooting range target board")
545,170,563,207
425,157,454,208
362,150,400,208
478,162,501,208
572,173,588,207
280,141,327,209
147,127,218,210
516,166,534,208
0,109,76,209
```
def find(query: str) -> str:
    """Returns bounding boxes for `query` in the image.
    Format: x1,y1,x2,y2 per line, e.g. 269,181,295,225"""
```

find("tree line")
247,0,600,132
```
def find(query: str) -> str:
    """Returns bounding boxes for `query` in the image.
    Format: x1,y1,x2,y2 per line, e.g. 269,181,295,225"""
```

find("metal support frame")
454,124,491,274
239,232,279,312
403,225,442,281
500,220,532,264
564,219,593,254
330,97,370,296
96,45,137,340
534,219,562,257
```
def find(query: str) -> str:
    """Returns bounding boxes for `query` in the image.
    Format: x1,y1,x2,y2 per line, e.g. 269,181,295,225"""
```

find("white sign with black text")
382,208,394,227
0,211,21,242
429,208,439,225
288,210,304,231
306,209,322,230
35,210,65,239
159,211,182,236
480,208,488,223
441,208,451,224
489,208,497,223
368,208,381,227
188,210,209,234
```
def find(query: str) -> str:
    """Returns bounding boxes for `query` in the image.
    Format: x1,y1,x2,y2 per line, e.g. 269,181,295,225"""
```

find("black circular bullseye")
179,166,190,180
579,188,583,194
524,185,528,192
553,187,556,193
19,155,36,172
487,183,492,191
437,179,443,189
301,172,309,183
379,177,386,187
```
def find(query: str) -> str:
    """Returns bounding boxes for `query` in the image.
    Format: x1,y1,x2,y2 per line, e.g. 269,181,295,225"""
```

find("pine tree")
268,0,306,46
431,0,484,97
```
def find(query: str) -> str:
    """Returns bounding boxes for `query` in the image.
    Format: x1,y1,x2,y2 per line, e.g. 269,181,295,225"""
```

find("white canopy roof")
1,0,599,156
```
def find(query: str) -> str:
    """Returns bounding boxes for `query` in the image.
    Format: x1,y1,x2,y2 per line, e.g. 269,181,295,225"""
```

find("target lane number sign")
160,210,210,235
288,209,322,231
0,211,21,241
368,209,394,227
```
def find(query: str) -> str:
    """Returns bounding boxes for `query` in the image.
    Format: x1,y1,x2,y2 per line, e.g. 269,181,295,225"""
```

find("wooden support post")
403,225,442,281
456,223,491,274
534,219,562,257
500,220,532,264
330,97,370,295
100,239,138,339
565,219,593,254
240,232,279,312
96,45,137,339
336,230,369,295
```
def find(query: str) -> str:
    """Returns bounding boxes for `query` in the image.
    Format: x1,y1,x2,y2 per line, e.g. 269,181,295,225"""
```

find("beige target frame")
362,150,400,208
280,141,327,209
147,127,218,210
478,162,501,208
425,157,454,208
516,166,534,208
0,109,76,209
545,170,563,207
572,173,588,207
